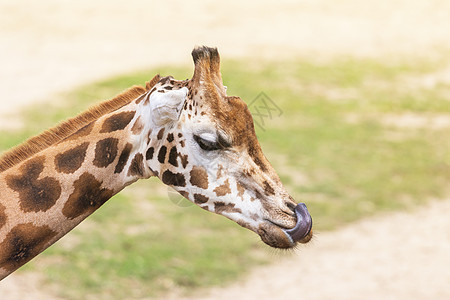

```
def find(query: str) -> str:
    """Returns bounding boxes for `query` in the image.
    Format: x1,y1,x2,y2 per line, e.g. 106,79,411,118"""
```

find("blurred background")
0,0,449,299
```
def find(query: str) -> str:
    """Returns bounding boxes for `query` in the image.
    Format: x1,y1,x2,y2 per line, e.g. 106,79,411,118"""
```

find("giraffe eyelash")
193,134,231,151
193,135,222,151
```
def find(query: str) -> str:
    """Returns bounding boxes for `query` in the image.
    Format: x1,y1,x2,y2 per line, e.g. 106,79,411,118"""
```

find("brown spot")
0,223,57,272
214,202,242,214
161,170,186,187
114,143,132,174
62,172,114,219
236,182,246,198
134,94,145,104
158,146,167,163
167,133,174,142
180,140,185,147
263,181,275,196
145,147,155,160
168,146,178,167
180,154,188,168
54,142,89,174
190,166,209,189
157,128,165,140
0,203,7,229
128,153,145,177
6,156,61,213
178,133,183,138
146,147,155,160
100,111,135,133
194,193,209,204
199,205,209,211
93,138,119,168
63,122,95,142
214,179,231,196
159,76,170,85
143,96,150,105
131,116,144,135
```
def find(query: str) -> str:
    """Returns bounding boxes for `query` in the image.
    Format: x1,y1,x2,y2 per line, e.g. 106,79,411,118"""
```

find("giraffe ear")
149,87,188,126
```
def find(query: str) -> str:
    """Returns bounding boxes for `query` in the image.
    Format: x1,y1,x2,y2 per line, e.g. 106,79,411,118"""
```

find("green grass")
1,55,449,298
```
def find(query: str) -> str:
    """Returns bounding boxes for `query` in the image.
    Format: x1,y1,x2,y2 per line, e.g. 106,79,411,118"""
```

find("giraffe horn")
191,46,226,95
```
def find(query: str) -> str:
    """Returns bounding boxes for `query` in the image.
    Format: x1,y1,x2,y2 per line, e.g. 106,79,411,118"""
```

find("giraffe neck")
0,94,155,279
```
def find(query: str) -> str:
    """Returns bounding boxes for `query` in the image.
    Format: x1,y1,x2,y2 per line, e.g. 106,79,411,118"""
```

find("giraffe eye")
193,135,222,151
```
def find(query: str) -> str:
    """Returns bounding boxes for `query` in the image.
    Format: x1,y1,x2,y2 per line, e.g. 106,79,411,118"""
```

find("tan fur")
0,74,161,172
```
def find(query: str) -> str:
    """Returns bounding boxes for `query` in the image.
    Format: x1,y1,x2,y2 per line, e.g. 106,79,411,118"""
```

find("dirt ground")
174,200,450,300
0,0,449,299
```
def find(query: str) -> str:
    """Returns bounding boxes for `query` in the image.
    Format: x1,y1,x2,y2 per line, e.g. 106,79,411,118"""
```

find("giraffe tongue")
283,203,312,243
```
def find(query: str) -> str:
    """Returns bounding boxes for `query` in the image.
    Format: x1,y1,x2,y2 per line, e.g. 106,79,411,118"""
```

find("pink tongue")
283,203,312,242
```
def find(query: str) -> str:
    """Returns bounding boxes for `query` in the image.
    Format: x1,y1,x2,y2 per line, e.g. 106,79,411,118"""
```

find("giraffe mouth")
283,203,313,245
258,203,313,248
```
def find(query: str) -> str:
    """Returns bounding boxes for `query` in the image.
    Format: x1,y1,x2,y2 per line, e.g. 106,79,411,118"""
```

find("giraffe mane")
0,74,161,173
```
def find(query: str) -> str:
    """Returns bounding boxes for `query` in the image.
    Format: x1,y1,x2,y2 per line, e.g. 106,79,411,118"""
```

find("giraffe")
0,46,312,280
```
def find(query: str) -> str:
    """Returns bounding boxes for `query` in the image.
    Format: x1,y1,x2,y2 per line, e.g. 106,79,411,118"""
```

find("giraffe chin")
258,203,313,249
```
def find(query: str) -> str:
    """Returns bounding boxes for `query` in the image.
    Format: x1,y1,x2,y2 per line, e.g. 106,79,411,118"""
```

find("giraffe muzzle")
283,203,313,244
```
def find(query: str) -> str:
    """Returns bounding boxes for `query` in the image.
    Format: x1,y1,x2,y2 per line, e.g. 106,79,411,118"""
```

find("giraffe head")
145,46,312,248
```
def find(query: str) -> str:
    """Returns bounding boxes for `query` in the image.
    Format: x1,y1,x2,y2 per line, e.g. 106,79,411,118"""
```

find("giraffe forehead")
186,91,256,144
190,94,270,173
154,74,270,175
